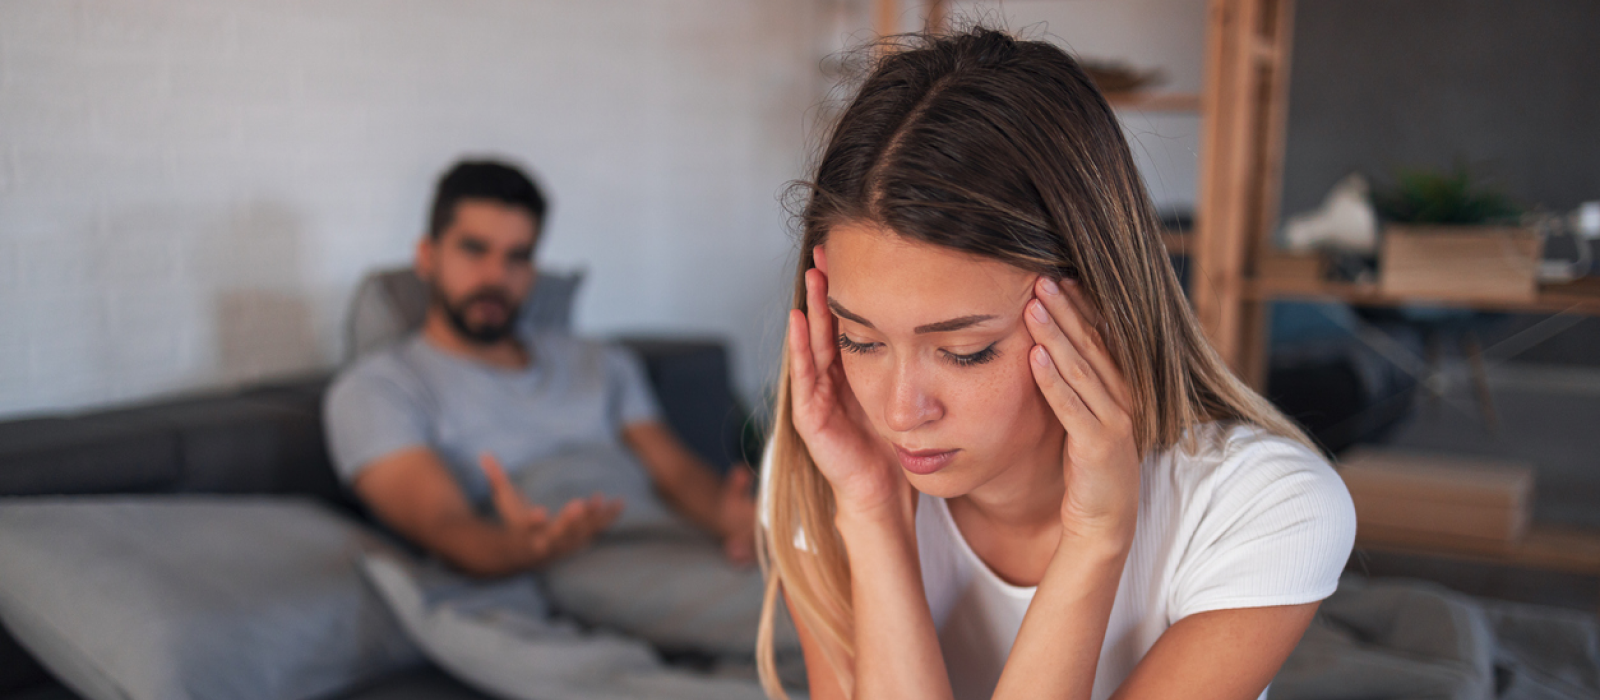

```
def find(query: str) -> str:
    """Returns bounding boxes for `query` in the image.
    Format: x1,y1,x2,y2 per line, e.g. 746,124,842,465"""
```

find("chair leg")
1463,331,1498,432
1424,331,1444,416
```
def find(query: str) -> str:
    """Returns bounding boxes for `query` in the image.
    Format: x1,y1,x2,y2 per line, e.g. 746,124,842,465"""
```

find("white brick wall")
0,0,824,417
0,0,1201,419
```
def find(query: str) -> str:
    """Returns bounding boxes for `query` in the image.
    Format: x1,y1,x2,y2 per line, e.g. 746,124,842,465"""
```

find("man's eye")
944,343,999,367
836,334,880,354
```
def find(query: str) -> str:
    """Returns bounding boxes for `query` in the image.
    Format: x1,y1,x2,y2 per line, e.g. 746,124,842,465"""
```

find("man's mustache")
457,287,514,309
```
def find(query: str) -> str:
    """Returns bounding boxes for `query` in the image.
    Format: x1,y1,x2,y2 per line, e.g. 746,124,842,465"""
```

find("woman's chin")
904,469,975,500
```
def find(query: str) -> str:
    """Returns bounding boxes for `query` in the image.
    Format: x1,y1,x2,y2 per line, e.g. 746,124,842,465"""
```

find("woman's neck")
946,440,1067,586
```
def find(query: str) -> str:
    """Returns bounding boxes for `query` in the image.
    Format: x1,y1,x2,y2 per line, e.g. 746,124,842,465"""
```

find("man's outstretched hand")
480,452,623,569
717,464,759,566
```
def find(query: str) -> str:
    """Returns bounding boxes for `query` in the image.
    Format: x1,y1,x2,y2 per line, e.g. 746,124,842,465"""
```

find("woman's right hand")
787,250,909,523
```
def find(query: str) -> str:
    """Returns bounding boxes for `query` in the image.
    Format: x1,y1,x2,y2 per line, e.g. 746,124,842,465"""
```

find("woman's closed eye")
837,334,1000,367
942,343,999,367
837,333,880,355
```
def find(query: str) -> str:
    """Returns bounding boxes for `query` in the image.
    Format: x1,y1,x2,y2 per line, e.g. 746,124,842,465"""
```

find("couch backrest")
0,375,352,509
345,267,584,363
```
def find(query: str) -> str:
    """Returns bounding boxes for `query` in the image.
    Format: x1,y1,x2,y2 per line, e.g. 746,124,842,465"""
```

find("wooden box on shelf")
1378,225,1543,302
1257,251,1327,282
1338,448,1534,543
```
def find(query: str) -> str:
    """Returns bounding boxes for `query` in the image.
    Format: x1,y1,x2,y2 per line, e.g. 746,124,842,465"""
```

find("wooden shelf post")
1193,0,1296,389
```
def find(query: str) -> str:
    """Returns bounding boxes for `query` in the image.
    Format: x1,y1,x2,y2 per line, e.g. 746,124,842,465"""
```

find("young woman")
754,28,1355,700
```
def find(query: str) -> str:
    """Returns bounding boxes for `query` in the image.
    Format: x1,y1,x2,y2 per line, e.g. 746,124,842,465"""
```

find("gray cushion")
0,497,422,700
541,534,799,660
346,268,583,362
360,553,765,700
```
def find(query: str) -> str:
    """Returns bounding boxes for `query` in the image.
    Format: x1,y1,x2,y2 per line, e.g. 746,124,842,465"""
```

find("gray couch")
0,337,753,700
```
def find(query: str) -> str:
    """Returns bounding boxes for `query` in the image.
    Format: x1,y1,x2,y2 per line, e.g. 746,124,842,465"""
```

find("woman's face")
821,221,1064,499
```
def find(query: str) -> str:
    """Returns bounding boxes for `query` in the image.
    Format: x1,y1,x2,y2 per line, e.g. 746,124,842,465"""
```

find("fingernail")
1041,278,1061,296
1033,345,1051,367
1029,299,1049,323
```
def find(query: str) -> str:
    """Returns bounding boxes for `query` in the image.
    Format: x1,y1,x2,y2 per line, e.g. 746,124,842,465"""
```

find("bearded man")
323,160,756,579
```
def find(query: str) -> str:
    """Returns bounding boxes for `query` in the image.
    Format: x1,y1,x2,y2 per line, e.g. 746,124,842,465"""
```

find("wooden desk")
1357,523,1600,611
1358,523,1600,577
1248,260,1600,316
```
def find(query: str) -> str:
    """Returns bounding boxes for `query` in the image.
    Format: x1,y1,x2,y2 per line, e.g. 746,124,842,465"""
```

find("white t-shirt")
763,421,1356,700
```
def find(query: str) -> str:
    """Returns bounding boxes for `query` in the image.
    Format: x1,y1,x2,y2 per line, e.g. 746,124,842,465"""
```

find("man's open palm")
480,452,623,567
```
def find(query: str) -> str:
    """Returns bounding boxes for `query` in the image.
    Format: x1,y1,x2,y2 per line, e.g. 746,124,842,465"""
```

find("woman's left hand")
1023,276,1142,543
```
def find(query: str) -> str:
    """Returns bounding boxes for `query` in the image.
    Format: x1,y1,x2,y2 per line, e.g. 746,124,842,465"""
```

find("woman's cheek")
995,343,1052,431
839,354,886,423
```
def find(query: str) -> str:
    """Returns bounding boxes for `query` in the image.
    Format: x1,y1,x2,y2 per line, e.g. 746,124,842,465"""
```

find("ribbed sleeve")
1169,434,1357,620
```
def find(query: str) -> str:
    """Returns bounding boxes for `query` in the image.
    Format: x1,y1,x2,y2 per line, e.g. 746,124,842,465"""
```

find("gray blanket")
361,553,769,700
359,444,797,700
1275,575,1600,700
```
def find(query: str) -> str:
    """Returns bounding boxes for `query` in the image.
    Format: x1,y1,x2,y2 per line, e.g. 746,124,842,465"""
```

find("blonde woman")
756,28,1355,700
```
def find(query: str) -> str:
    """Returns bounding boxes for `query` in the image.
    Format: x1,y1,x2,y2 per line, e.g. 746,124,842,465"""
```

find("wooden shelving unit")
1190,0,1298,389
1250,263,1600,315
898,0,1600,375
1356,523,1600,579
1190,0,1600,387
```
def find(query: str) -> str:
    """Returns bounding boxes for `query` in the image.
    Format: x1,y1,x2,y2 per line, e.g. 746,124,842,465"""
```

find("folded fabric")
1479,597,1600,700
1273,574,1600,700
360,552,766,700
512,444,800,660
540,532,792,659
510,443,686,536
0,497,422,700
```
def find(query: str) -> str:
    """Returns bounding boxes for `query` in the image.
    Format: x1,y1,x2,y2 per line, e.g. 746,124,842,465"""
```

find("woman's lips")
895,445,958,475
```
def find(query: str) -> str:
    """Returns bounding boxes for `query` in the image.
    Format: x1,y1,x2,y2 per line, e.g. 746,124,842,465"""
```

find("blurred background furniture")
0,337,751,700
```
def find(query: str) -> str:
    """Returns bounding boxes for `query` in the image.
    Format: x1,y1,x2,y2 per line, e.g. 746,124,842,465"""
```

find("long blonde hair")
755,28,1314,698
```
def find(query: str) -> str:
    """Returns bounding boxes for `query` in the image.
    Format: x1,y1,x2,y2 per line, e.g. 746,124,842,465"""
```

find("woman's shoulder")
1161,422,1356,618
1159,420,1346,508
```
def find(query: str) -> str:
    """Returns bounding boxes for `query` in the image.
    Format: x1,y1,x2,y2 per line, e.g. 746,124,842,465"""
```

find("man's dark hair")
427,160,548,240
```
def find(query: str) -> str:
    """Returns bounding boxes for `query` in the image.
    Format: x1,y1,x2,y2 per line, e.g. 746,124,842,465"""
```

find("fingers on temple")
804,269,836,376
1057,281,1134,409
787,310,815,392
1027,296,1119,423
1034,280,1130,410
1029,344,1094,433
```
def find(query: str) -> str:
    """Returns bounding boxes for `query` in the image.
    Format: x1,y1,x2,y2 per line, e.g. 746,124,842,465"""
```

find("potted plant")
1373,165,1538,301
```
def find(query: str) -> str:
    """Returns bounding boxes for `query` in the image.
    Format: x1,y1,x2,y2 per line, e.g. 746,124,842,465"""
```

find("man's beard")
431,283,522,345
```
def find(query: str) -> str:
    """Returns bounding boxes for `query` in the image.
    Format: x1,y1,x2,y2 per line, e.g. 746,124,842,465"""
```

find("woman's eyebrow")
827,297,996,334
914,314,996,334
827,298,874,329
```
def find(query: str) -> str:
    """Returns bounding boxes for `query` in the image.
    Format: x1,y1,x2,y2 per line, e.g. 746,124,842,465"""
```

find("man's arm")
621,421,756,563
352,446,620,577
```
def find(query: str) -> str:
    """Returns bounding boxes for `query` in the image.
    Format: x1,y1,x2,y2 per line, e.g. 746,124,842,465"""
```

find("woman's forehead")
824,222,1034,329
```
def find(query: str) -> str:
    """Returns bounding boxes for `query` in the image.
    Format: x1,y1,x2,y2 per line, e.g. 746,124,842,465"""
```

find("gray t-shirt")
323,331,663,513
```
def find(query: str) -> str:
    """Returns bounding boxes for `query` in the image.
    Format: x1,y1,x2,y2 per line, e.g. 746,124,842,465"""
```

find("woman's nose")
884,363,943,433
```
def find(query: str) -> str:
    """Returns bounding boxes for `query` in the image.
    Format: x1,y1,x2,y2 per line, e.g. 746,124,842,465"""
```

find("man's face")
416,199,540,345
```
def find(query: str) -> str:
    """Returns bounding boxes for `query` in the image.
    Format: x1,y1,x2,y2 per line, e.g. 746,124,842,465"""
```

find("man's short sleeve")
602,344,662,428
1170,434,1356,620
322,364,434,484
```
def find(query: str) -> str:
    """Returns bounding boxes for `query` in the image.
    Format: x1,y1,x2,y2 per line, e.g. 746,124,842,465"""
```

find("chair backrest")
344,267,584,362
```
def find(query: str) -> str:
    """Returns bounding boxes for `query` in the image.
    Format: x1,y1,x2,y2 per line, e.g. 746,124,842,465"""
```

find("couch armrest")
615,337,752,474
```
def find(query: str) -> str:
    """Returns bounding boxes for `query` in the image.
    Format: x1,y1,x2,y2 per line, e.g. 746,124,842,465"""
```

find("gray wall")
1281,0,1600,368
1282,0,1599,217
